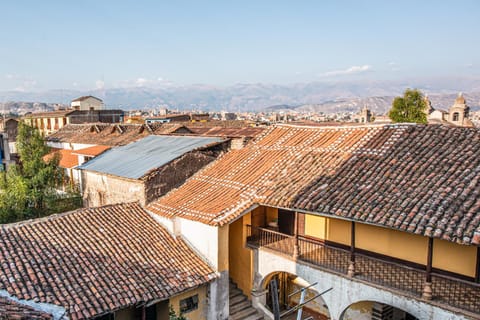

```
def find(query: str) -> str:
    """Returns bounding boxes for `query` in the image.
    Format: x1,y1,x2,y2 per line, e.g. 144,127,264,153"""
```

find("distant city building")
352,105,373,123
70,95,104,110
23,96,123,136
0,118,19,169
427,93,473,127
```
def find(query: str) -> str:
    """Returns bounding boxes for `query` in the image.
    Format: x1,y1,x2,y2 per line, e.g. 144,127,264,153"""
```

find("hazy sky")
1,0,479,91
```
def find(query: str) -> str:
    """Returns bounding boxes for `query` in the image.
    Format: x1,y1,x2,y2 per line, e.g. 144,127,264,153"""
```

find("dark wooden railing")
246,225,480,316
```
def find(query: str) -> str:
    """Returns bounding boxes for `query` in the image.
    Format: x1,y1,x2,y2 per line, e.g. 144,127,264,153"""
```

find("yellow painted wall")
266,207,278,225
169,285,208,320
229,213,253,298
303,214,477,277
218,225,229,272
433,238,477,277
356,223,428,265
304,214,350,245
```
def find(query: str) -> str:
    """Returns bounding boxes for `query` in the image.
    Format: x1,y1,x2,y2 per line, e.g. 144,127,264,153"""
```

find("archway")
340,301,419,320
262,271,331,320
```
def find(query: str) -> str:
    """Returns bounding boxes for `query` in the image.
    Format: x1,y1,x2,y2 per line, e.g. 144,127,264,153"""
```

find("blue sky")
1,0,479,91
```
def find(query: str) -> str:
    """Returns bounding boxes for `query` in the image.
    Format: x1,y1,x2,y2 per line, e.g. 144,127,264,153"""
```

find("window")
453,112,459,122
180,294,198,313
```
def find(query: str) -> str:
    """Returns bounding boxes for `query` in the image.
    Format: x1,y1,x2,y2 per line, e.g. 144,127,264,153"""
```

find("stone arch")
260,271,331,320
339,299,421,320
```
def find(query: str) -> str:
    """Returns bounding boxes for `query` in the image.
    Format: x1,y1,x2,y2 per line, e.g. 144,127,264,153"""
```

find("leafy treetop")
388,88,428,124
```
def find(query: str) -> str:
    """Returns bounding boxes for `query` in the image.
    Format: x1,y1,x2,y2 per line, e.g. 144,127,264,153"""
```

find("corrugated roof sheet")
78,135,225,179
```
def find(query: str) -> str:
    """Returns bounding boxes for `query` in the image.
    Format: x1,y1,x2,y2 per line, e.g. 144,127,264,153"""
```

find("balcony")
246,225,480,316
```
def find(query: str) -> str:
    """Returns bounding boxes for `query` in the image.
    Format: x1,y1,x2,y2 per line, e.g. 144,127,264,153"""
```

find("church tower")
448,92,470,126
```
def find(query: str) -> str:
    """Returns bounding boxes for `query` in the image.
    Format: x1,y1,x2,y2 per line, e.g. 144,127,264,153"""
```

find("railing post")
347,221,356,277
293,212,300,259
422,237,434,300
476,246,480,283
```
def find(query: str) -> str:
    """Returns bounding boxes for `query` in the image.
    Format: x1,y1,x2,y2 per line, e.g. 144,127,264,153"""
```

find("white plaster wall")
146,212,174,235
46,142,95,151
71,143,95,150
72,97,103,110
179,218,219,268
255,249,471,320
47,141,69,149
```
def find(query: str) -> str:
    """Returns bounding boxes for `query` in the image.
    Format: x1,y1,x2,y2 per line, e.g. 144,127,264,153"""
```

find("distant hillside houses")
23,96,123,136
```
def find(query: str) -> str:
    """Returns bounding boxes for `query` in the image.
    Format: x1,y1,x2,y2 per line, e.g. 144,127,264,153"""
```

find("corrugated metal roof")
78,135,225,179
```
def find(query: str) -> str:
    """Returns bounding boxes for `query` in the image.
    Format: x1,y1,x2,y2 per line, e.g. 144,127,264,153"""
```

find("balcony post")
347,221,356,277
293,212,299,259
476,246,480,283
422,237,434,300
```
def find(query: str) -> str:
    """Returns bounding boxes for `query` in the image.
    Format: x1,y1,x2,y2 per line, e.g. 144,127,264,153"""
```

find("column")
422,237,434,300
293,211,299,259
347,221,356,277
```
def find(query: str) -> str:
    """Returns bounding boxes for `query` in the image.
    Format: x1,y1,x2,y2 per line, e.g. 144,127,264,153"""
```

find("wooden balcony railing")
246,225,480,316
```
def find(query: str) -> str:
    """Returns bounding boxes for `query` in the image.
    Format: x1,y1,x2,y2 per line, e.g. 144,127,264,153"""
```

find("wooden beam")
476,246,480,283
426,237,434,283
350,221,356,262
293,211,299,259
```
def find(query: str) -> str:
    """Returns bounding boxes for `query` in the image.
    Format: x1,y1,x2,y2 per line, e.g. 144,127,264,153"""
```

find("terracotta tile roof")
47,122,261,146
23,110,73,118
0,203,216,320
71,95,102,102
0,297,53,319
72,145,111,157
187,126,265,138
147,124,480,245
47,124,150,146
43,149,78,168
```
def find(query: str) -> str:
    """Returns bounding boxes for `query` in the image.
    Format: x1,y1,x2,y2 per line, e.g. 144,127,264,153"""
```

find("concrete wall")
253,249,471,320
81,170,145,207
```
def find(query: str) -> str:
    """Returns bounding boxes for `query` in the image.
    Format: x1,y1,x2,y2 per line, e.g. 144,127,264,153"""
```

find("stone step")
230,306,258,320
241,312,264,320
229,286,242,298
229,299,252,314
229,278,263,320
229,293,247,306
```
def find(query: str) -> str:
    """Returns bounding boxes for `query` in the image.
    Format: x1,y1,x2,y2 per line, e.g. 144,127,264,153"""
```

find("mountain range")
1,78,479,114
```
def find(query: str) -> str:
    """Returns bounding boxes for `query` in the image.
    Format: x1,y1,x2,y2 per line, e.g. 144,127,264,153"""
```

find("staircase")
229,279,264,320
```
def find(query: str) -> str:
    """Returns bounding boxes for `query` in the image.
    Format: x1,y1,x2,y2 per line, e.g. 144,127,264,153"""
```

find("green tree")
0,122,81,223
388,88,428,124
169,306,187,320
